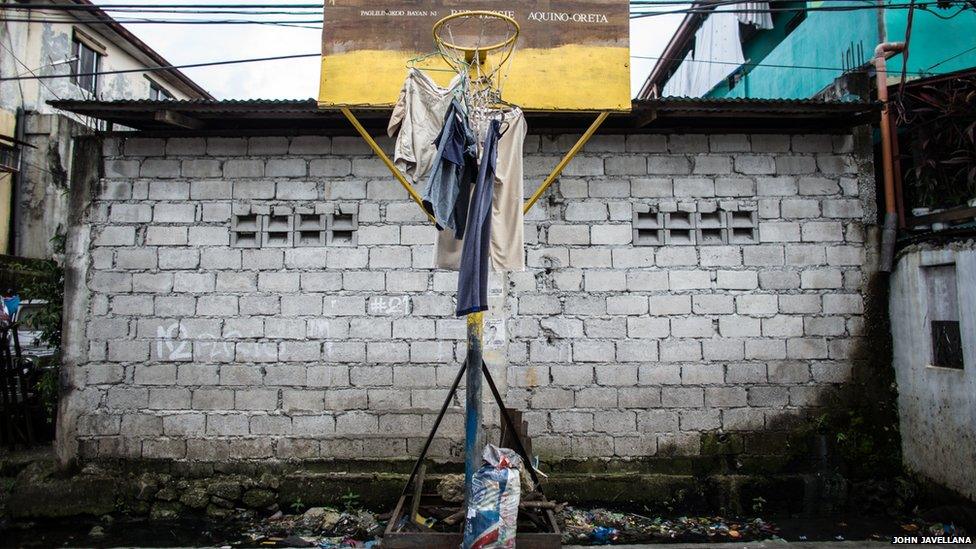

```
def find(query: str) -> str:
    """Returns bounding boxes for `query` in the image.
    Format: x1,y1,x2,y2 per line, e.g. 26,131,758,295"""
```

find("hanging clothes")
662,51,695,97
435,107,527,272
388,68,463,184
456,120,501,317
421,98,478,235
737,2,774,30
662,7,746,98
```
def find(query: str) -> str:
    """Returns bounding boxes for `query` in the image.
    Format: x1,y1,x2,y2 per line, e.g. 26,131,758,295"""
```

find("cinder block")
673,177,715,197
659,340,702,362
800,269,843,289
624,134,667,153
124,137,166,156
801,221,844,242
798,177,840,196
775,156,816,175
266,158,307,177
310,158,352,177
661,387,704,408
734,155,775,175
703,339,745,360
277,180,318,199
762,315,804,337
669,135,707,153
637,410,678,432
671,318,715,338
757,176,798,196
717,270,758,289
172,272,214,294
626,317,669,339
96,226,136,246
605,295,647,315
744,339,786,360
547,225,589,245
759,222,800,242
624,272,667,292
207,137,247,155
584,271,625,292
668,270,711,290
145,227,188,246
679,410,721,431
823,293,863,314
646,295,690,316
792,134,833,153
758,270,800,290
289,135,331,155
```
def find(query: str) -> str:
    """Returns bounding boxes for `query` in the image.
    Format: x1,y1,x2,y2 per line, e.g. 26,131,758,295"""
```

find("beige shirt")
388,69,462,184
435,108,526,272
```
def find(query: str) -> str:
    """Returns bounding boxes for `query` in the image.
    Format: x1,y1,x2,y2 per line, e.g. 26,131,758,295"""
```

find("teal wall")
702,1,976,99
716,5,880,99
884,4,976,78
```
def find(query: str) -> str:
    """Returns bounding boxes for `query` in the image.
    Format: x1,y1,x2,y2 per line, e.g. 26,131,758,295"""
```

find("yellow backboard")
318,2,631,112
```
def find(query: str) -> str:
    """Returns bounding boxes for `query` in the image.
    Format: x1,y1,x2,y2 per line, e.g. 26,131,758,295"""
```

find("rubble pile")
559,507,781,545
236,506,382,548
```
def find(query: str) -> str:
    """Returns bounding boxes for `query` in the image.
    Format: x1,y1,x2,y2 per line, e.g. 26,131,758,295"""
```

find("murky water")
1,514,954,548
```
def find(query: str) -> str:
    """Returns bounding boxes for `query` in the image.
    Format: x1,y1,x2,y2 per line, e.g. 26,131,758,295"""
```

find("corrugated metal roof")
48,96,878,134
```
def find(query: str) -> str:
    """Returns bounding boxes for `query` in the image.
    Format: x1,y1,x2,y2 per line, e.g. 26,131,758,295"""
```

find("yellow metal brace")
340,107,610,221
523,111,610,214
340,107,437,225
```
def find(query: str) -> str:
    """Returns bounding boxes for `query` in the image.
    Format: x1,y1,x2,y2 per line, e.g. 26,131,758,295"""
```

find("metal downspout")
874,41,905,273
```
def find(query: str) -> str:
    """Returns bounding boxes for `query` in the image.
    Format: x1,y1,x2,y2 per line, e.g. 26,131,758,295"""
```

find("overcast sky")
95,1,684,100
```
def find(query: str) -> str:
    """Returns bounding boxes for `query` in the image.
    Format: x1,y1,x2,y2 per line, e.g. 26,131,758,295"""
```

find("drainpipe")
874,41,905,273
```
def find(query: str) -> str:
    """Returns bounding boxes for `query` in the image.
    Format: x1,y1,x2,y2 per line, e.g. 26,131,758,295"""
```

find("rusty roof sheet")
48,97,878,135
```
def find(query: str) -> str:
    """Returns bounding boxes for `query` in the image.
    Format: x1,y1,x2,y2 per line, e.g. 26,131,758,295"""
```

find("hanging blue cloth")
456,120,501,317
421,99,477,237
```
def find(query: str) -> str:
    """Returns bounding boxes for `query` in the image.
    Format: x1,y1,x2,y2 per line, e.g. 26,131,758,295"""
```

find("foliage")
340,491,361,512
290,497,305,514
15,231,66,418
896,74,976,209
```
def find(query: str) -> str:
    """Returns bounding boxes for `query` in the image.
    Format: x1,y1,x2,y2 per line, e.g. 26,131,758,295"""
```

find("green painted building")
640,1,976,99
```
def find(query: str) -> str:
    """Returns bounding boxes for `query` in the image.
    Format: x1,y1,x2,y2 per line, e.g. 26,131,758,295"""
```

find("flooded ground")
1,511,967,548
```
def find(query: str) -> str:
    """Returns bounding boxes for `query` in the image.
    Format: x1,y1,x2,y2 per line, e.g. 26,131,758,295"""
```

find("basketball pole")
464,311,484,498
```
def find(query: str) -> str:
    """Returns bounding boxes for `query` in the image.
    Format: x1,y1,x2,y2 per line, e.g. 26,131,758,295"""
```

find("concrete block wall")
64,131,875,463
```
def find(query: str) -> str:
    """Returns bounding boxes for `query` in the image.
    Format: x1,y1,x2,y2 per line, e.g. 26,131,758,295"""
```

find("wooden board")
318,1,631,111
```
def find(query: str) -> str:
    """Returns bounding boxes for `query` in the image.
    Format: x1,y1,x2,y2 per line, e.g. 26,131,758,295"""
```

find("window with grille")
71,34,102,96
633,204,758,246
148,80,174,101
923,263,964,370
232,209,356,248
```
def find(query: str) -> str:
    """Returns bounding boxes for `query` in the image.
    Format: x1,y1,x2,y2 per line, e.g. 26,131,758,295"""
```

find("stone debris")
237,506,383,548
559,507,780,544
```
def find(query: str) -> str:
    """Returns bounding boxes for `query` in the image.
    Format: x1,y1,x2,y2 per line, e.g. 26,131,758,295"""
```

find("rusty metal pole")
464,311,484,504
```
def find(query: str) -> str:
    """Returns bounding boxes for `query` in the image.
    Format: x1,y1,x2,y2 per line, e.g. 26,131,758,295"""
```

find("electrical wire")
630,53,937,76
2,49,951,86
0,0,967,24
924,44,976,71
0,53,321,82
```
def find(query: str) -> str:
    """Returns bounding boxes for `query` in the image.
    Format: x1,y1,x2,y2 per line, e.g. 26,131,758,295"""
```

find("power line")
0,53,320,82
1,49,951,85
630,54,937,77
925,44,976,71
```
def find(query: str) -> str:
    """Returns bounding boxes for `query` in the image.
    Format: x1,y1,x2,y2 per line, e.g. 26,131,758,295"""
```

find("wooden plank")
153,110,204,130
907,206,976,227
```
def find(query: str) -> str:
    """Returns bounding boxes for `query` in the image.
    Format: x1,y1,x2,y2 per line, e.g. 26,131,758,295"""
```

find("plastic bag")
462,445,522,549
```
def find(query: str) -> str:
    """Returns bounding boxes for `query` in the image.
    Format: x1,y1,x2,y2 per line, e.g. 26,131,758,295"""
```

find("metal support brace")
341,107,609,221
340,107,437,225
523,112,610,214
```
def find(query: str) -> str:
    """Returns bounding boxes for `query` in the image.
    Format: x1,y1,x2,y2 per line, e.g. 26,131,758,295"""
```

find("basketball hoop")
432,11,519,82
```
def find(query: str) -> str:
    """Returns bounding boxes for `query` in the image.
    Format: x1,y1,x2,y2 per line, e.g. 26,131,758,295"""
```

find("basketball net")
433,11,520,135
